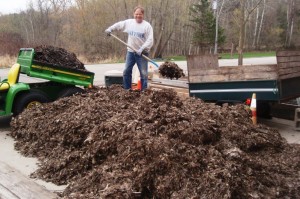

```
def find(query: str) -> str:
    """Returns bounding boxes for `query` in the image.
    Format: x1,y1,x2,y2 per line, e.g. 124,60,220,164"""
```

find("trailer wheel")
58,87,84,98
13,91,50,115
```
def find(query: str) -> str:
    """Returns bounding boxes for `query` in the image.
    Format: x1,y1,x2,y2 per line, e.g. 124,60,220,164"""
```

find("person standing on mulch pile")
105,5,154,91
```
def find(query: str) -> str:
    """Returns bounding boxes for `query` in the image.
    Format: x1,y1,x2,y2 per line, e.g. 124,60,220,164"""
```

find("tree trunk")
230,42,234,58
252,5,259,48
29,12,35,44
257,0,266,47
123,0,129,18
158,29,175,56
238,0,262,65
238,0,245,66
287,0,295,47
285,0,295,47
151,20,164,58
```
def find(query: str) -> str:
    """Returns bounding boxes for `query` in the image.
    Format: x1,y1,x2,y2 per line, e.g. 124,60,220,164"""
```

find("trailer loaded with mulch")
10,85,300,199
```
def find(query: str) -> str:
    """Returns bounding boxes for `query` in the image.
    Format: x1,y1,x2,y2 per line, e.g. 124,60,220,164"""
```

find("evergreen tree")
190,0,225,51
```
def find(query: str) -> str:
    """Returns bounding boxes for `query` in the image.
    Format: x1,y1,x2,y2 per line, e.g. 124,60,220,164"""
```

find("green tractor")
0,48,94,118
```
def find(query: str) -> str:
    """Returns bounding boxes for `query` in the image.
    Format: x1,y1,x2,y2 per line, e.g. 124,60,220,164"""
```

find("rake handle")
110,33,159,68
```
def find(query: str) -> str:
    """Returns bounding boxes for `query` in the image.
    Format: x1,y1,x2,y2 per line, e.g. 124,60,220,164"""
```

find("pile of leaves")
159,61,185,79
10,86,300,198
34,45,86,71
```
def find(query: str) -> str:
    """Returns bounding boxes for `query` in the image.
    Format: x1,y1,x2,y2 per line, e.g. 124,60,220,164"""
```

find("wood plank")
188,64,277,83
188,71,278,79
187,51,300,83
278,65,300,72
277,51,300,57
187,54,219,71
188,68,238,76
277,61,300,69
277,56,300,63
0,162,57,199
279,71,300,80
189,71,278,83
278,67,300,76
243,72,278,80
241,64,277,71
187,54,219,82
188,65,277,76
189,75,229,83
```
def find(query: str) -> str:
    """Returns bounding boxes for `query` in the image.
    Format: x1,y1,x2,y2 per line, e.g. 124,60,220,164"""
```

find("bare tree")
237,0,262,65
1,0,298,61
256,0,266,47
285,0,295,47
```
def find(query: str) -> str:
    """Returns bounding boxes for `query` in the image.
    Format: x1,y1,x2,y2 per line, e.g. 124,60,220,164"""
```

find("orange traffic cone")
137,79,142,90
250,93,257,125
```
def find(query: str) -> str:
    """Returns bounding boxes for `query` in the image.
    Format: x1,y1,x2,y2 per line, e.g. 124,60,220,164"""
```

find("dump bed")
17,48,94,88
187,51,300,103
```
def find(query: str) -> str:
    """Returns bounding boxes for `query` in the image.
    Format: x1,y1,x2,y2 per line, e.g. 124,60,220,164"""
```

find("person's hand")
136,48,144,56
105,29,111,36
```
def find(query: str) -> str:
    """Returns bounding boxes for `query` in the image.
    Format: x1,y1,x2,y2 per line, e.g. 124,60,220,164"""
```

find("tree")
0,32,24,55
150,0,180,58
235,0,262,65
251,0,266,49
190,0,225,53
285,0,295,47
0,0,299,61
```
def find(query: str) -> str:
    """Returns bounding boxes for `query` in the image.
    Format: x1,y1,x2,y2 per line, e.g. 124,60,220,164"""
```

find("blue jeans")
123,51,148,90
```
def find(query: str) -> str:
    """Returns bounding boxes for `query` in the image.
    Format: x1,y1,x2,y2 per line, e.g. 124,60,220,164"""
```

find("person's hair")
134,5,144,14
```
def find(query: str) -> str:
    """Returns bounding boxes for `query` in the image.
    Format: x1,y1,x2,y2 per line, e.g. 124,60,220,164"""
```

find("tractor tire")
13,91,50,115
58,87,84,98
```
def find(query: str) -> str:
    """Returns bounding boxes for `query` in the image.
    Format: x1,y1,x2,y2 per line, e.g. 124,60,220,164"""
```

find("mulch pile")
10,86,300,198
159,61,185,79
34,45,86,71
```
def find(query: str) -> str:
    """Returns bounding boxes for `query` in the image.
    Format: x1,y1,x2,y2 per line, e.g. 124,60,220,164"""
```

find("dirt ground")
6,86,300,198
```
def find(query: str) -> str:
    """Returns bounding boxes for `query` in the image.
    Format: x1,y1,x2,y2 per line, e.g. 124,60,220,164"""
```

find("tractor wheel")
58,87,84,98
13,91,50,115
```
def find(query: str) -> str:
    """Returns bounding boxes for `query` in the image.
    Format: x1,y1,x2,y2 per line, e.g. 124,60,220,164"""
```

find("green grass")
220,51,276,59
161,51,276,61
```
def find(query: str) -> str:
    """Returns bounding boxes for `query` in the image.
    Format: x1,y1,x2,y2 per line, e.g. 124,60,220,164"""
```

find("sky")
0,0,30,14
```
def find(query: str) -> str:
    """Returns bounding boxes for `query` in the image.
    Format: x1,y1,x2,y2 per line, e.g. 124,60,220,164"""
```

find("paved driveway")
1,56,277,86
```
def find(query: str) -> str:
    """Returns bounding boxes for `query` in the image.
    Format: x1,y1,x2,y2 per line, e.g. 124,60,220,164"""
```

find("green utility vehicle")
0,48,94,117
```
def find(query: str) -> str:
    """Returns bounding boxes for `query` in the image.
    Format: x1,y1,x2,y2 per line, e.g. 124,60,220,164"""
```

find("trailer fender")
5,83,30,114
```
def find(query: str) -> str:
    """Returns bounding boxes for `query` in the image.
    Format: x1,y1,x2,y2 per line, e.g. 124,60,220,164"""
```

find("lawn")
220,51,276,59
162,51,276,61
